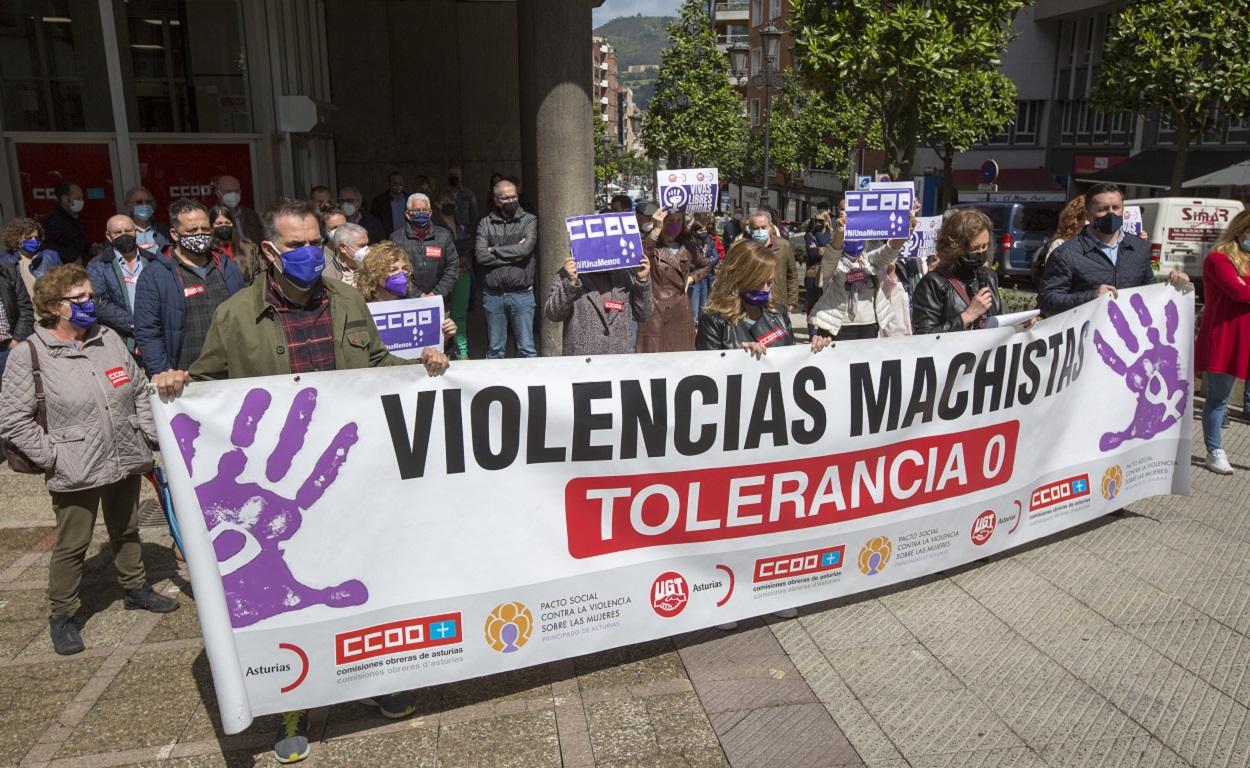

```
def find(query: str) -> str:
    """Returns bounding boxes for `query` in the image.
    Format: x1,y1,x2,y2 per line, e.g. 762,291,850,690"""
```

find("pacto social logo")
1030,475,1090,511
650,571,688,618
484,602,532,653
970,510,996,546
1101,465,1124,501
858,536,892,575
1093,294,1188,451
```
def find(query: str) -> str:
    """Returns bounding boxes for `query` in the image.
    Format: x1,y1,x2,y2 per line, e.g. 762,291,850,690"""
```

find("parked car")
950,201,1063,285
1125,197,1245,283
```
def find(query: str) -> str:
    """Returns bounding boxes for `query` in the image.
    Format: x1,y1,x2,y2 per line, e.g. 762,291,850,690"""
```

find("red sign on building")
1072,155,1128,176
137,142,254,212
15,142,116,247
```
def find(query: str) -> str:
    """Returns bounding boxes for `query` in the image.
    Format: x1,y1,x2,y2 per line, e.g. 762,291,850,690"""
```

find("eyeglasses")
130,199,155,205
495,195,518,202
60,294,94,305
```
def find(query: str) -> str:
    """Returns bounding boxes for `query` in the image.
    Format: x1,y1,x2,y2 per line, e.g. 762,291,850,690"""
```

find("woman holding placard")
357,242,457,340
636,206,709,352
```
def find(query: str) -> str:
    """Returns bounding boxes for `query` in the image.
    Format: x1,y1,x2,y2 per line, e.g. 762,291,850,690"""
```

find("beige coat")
0,325,155,492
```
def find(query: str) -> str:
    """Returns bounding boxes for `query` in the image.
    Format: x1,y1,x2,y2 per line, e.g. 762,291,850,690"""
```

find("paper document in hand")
986,309,1041,328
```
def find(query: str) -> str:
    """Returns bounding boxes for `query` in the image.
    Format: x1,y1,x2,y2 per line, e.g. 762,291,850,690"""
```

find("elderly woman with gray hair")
0,264,178,657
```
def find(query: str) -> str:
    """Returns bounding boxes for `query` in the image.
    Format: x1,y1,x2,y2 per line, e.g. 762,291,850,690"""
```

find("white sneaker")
771,608,799,619
1205,449,1234,475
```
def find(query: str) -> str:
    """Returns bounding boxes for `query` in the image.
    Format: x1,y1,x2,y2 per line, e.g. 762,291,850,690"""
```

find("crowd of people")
0,169,1244,763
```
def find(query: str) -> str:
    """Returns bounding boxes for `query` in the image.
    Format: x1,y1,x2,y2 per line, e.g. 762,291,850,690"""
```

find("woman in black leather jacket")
912,208,1003,334
696,240,831,357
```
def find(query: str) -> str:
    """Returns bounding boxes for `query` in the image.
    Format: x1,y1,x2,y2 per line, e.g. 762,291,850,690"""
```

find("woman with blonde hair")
1195,209,1250,474
696,240,830,358
911,208,1003,335
356,242,458,340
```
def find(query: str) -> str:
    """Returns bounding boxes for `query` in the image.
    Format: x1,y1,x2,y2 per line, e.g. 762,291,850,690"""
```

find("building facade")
0,0,607,355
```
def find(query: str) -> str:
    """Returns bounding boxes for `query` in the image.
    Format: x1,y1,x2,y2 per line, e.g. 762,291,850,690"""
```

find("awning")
1076,149,1250,189
1183,159,1250,188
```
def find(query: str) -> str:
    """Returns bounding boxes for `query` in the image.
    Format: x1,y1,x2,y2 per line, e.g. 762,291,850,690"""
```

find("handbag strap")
27,339,46,432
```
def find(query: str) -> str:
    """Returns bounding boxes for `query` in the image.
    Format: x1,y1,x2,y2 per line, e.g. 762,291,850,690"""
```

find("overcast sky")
593,0,682,26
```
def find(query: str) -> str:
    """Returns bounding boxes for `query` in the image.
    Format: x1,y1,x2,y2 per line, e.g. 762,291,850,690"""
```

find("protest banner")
368,296,443,358
1123,206,1144,237
845,186,915,240
903,215,942,267
656,168,719,213
152,285,1192,734
565,212,644,274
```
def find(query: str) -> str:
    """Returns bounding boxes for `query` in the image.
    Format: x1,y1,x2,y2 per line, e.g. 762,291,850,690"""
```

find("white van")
1125,197,1245,278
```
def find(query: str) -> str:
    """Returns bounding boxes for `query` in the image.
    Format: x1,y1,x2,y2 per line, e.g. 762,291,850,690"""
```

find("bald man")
213,174,264,243
86,214,150,352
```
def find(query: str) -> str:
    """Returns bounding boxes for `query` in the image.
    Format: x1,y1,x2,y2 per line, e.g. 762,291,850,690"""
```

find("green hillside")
594,14,674,70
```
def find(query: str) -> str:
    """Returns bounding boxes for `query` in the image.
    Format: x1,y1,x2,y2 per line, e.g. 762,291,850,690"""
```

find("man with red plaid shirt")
150,198,447,764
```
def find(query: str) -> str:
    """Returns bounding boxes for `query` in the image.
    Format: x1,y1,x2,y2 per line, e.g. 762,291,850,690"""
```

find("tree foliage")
1094,0,1250,193
766,82,875,183
919,68,1017,207
792,0,1027,180
642,0,749,178
594,109,620,185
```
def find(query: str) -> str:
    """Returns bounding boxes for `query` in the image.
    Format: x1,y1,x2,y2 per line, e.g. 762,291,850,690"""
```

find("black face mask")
957,251,986,275
212,225,234,241
448,176,460,187
111,234,137,254
440,203,456,215
501,201,519,217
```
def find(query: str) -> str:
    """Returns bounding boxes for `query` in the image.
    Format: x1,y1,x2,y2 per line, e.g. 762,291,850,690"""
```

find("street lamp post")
727,27,785,212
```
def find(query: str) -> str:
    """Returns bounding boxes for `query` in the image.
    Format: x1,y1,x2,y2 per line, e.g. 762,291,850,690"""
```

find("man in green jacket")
150,198,447,764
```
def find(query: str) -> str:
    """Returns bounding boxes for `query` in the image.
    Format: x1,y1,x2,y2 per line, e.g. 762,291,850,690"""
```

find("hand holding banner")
656,168,719,213
566,212,644,274
368,296,444,358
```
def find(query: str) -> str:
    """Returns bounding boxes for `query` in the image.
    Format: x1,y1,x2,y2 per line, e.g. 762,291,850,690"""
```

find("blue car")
950,202,1063,285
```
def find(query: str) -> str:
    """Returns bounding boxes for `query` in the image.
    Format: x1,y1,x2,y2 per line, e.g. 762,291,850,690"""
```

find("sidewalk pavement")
0,415,1248,767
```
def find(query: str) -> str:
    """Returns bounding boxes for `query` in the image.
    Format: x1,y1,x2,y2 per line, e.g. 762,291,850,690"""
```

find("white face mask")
341,202,358,217
69,199,84,214
221,191,241,208
352,245,369,264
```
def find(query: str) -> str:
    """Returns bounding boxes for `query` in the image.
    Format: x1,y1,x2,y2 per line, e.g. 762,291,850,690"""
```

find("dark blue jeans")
482,289,537,359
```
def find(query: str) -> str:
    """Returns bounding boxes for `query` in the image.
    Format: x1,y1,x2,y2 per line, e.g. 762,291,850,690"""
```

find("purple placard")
368,296,444,359
566,212,644,273
844,188,914,240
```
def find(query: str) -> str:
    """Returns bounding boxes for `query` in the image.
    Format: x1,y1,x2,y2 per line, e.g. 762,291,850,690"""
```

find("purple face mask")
842,240,865,258
384,272,409,297
742,288,771,307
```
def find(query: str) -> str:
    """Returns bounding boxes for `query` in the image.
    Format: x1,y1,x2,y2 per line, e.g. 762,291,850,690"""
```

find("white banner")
151,285,1193,734
656,168,719,213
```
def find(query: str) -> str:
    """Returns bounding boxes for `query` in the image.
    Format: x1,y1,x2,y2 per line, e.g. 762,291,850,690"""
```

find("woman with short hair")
0,265,178,656
911,208,1003,335
2,216,63,300
356,243,457,341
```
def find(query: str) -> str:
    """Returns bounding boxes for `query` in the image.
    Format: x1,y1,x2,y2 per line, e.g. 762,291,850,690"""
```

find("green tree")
1094,0,1250,194
792,0,1027,180
594,110,621,185
920,68,1017,209
642,0,749,179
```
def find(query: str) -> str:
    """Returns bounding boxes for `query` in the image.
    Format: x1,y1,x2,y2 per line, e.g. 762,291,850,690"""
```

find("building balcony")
600,96,609,104
716,33,749,47
599,61,609,70
715,2,750,22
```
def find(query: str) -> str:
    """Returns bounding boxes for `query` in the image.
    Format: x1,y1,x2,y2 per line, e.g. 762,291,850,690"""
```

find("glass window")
1020,205,1061,233
769,0,781,19
751,0,762,25
117,0,252,132
750,99,760,127
0,0,114,131
750,47,761,76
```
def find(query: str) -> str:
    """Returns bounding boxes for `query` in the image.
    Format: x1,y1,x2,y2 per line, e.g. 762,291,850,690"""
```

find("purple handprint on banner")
1093,293,1188,452
170,387,367,628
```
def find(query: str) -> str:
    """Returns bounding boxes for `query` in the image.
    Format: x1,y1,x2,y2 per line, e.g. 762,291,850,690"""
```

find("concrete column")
518,0,595,356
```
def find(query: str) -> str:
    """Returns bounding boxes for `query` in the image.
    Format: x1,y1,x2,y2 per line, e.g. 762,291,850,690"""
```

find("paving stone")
316,723,439,766
584,697,659,764
436,709,560,768
573,639,688,690
859,688,1026,758
0,527,51,575
1037,735,1189,768
1120,617,1250,702
798,600,917,652
831,643,964,700
969,676,1145,748
710,702,860,768
906,746,1049,767
55,691,200,758
144,594,204,643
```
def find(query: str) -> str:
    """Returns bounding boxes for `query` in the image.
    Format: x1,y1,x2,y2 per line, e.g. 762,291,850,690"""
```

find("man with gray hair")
324,222,368,286
337,185,385,243
390,192,459,299
745,209,800,311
